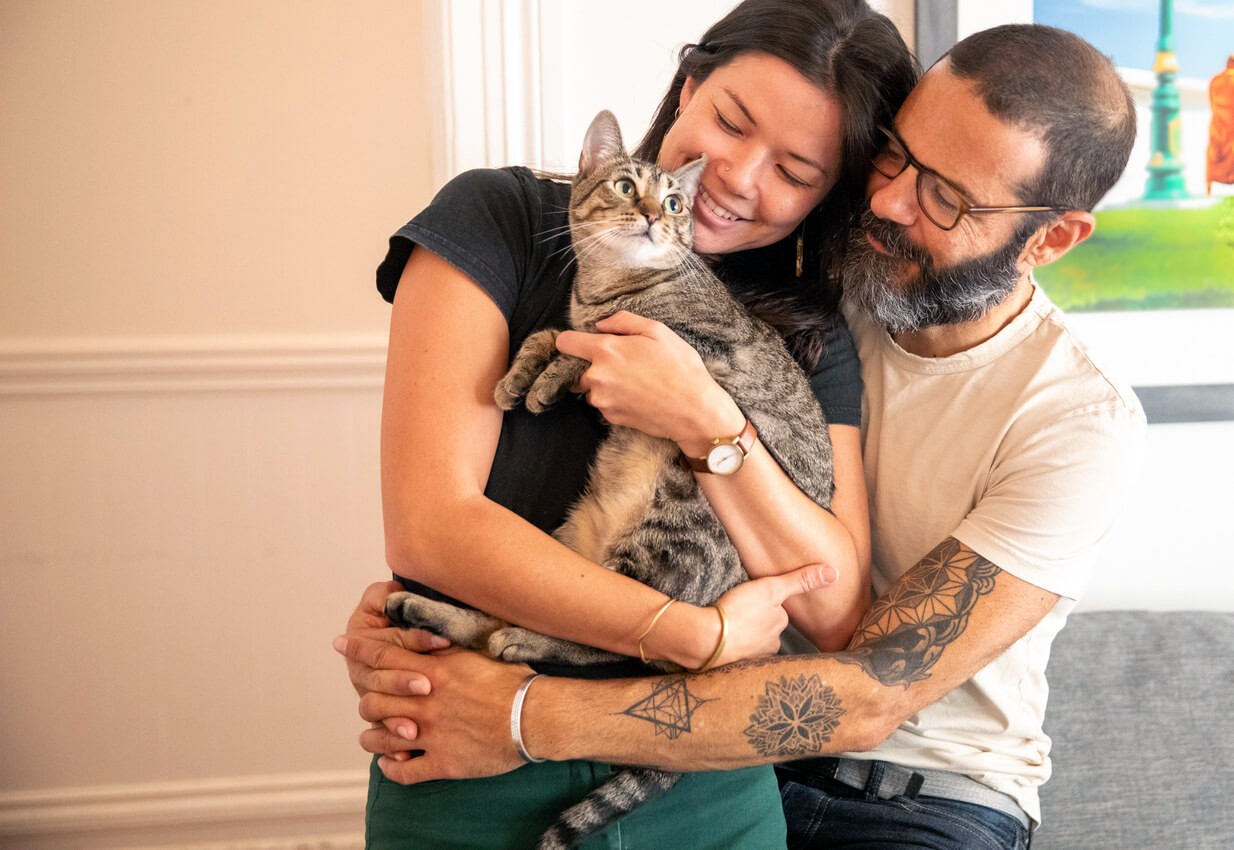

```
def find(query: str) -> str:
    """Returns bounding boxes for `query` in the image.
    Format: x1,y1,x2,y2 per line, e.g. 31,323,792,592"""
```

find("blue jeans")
778,766,1031,850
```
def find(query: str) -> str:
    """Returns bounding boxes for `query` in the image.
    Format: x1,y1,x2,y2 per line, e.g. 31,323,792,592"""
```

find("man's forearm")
523,654,896,770
523,539,1056,772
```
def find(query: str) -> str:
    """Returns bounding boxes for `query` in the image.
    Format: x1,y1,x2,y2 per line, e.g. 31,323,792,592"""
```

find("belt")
778,757,1030,831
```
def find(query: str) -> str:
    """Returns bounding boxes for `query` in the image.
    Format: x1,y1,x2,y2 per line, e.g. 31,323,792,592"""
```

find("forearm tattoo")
617,667,845,759
615,539,997,753
838,537,999,687
619,676,715,740
743,674,845,757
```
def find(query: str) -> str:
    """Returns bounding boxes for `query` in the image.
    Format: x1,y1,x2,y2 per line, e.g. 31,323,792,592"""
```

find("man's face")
844,65,1050,334
843,203,1031,334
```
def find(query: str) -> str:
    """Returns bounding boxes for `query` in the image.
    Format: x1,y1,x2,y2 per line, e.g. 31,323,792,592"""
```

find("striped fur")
387,110,834,848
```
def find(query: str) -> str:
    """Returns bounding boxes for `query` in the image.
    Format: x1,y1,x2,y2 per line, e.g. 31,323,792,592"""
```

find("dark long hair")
635,0,918,369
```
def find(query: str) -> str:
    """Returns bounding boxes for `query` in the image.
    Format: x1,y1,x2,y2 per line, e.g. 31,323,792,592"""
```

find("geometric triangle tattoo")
620,677,716,740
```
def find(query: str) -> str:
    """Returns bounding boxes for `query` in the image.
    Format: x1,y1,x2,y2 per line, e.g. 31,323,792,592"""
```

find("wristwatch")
680,419,758,476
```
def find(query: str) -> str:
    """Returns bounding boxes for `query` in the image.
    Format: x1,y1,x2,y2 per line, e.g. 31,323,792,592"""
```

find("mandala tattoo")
744,674,845,757
838,537,999,688
619,676,715,739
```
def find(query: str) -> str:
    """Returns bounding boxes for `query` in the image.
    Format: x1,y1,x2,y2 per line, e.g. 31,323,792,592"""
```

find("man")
337,24,1144,848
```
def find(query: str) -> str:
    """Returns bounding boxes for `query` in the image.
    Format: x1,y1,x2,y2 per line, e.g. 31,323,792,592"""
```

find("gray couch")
1034,610,1234,849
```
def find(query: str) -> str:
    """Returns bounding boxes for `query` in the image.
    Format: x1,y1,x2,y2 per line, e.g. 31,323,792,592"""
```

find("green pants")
365,756,787,849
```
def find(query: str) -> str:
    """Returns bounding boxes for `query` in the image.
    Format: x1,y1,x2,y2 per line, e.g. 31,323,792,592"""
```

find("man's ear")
1022,211,1095,270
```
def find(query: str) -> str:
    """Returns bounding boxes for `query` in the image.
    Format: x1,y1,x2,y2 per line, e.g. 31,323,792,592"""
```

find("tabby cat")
385,109,835,850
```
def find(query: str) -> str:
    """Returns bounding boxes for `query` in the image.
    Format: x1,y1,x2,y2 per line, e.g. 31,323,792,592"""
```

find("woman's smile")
658,52,843,255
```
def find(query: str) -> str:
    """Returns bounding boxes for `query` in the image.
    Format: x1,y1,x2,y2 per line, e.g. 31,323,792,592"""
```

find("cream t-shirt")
838,284,1146,823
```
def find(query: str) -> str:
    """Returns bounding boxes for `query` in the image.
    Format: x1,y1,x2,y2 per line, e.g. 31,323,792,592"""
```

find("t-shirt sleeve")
375,168,537,320
953,404,1146,600
808,314,863,428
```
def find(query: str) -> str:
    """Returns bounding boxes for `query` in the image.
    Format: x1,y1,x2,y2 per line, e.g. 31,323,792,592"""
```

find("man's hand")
340,581,453,761
344,580,451,697
335,633,533,784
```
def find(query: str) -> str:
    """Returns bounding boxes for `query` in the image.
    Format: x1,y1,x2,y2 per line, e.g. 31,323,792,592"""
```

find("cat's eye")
664,195,685,215
613,179,635,197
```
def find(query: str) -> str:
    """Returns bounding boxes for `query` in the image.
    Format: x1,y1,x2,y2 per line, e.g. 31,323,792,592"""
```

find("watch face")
706,442,745,475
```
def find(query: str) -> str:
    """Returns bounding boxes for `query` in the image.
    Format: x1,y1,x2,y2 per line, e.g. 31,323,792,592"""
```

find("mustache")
856,206,932,268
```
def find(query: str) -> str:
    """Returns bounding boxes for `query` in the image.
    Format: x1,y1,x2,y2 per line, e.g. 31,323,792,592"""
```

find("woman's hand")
556,311,744,450
340,581,452,759
703,563,839,666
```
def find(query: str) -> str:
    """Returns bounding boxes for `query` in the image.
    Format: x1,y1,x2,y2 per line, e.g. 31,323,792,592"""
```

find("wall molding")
424,0,547,184
0,335,387,395
0,771,366,848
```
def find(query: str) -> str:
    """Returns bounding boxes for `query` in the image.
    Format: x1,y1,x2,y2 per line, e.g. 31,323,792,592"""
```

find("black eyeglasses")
871,126,1066,231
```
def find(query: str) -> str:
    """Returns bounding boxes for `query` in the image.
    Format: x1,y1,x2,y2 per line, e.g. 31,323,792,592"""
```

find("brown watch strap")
679,419,758,473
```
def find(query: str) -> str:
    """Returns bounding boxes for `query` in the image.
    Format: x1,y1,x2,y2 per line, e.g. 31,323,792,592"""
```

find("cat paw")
384,592,416,629
493,375,526,411
487,626,543,663
524,385,560,414
384,592,439,632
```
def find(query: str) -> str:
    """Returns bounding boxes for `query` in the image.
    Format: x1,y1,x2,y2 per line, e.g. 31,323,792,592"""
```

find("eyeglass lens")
872,131,966,230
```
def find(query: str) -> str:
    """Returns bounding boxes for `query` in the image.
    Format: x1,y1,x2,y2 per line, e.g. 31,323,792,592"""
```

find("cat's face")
659,52,844,255
570,111,704,271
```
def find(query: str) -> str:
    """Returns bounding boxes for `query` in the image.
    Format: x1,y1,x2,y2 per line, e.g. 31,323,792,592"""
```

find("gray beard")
842,206,1027,334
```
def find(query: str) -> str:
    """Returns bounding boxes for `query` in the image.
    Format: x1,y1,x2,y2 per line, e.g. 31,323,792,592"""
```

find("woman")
360,0,917,846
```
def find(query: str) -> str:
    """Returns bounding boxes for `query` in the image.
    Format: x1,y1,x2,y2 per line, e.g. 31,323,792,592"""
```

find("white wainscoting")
0,335,388,848
0,771,366,850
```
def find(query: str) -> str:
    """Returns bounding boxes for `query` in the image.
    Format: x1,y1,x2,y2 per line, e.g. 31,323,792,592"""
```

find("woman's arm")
703,422,870,651
379,248,819,668
556,312,871,651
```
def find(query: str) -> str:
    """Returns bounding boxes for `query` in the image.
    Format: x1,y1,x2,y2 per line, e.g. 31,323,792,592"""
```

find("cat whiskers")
567,226,628,265
535,221,577,247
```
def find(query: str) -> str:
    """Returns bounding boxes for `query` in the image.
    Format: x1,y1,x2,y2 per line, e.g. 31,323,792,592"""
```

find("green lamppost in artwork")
1145,0,1188,199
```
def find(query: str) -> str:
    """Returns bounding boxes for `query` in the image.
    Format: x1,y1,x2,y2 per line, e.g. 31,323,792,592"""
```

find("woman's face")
659,51,844,256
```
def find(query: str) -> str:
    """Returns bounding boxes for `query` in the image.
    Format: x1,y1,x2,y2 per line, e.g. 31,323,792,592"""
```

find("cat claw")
525,392,555,414
493,380,525,411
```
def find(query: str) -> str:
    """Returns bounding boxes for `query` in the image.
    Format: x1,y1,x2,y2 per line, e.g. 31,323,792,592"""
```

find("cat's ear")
579,110,626,174
671,155,707,201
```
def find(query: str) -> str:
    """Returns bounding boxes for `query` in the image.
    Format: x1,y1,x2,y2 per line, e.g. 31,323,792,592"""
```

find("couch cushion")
1034,610,1234,849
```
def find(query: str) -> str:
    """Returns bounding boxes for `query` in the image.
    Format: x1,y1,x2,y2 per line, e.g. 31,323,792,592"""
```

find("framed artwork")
1019,0,1234,423
1031,0,1234,314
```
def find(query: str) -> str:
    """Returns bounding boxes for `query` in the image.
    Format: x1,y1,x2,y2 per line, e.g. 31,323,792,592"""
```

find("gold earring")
795,228,804,278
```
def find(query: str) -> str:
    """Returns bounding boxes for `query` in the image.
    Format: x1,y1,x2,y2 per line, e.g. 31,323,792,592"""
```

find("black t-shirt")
379,168,605,535
376,167,862,672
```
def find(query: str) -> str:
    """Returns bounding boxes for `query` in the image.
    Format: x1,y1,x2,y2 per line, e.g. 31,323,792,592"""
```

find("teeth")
700,189,741,222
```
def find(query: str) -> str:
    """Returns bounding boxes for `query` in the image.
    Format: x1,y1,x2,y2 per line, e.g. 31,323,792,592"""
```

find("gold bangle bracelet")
692,603,728,673
637,599,677,664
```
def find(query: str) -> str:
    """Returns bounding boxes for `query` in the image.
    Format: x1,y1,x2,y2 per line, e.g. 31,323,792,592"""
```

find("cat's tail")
536,767,681,850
